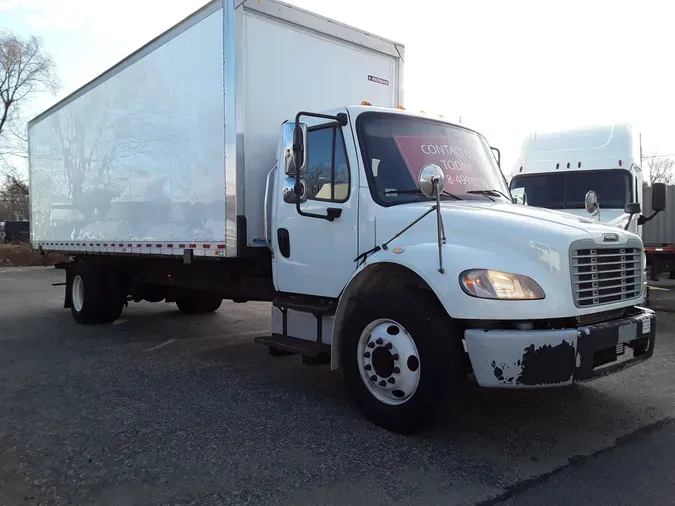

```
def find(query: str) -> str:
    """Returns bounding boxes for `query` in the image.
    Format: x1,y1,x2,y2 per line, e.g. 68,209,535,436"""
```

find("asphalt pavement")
1,267,675,506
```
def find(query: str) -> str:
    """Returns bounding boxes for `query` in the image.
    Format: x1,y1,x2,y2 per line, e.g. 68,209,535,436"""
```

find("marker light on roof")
361,100,372,106
396,105,406,110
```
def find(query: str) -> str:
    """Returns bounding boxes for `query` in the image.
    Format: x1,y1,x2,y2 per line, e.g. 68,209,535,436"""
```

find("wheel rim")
72,275,84,313
357,318,421,406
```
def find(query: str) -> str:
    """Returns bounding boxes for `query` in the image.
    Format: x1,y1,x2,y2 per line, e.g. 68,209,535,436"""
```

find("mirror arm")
491,146,501,168
293,111,349,222
637,210,662,226
433,178,446,274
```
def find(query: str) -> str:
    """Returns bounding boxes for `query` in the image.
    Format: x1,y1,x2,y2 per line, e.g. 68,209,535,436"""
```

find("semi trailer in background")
28,0,658,433
509,123,670,284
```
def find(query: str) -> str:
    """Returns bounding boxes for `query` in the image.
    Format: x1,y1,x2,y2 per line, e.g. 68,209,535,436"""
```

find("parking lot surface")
2,267,675,505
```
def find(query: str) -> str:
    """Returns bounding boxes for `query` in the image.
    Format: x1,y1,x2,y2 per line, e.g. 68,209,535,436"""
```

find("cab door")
272,120,359,298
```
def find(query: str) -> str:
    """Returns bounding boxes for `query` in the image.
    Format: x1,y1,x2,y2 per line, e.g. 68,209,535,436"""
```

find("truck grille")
571,245,642,308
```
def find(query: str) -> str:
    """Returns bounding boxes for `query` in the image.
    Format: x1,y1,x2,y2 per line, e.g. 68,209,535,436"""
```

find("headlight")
460,269,545,300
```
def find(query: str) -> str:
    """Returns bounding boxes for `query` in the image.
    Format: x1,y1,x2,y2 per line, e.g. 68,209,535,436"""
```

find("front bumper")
465,308,656,388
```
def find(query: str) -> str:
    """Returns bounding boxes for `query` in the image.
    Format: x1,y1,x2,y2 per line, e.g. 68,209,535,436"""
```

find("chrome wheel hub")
357,318,421,406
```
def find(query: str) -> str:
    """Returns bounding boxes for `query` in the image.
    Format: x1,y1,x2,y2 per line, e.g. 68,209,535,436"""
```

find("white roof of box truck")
29,0,404,127
512,123,640,176
27,0,406,256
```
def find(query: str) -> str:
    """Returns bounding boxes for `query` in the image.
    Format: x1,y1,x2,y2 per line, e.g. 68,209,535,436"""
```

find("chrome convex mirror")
584,190,598,214
418,163,445,198
584,189,600,220
511,187,527,205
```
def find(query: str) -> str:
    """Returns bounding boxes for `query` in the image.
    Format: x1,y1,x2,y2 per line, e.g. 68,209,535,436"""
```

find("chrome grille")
571,245,642,308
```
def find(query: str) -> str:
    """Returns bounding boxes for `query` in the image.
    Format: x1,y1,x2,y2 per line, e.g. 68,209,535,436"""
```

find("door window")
305,126,350,202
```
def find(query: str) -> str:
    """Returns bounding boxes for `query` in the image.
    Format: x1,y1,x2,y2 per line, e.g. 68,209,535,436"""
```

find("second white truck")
28,0,657,434
509,123,669,286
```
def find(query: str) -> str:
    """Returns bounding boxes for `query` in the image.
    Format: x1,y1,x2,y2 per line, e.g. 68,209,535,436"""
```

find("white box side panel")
240,11,400,246
29,9,226,248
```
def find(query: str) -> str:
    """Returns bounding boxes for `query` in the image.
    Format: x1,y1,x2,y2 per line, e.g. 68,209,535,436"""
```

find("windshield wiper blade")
384,189,462,200
466,189,511,201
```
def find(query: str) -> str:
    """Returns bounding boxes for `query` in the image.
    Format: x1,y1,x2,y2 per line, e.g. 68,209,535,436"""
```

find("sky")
1,0,673,177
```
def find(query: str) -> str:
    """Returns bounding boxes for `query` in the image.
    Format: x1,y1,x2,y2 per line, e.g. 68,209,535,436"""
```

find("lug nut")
379,380,387,387
385,342,392,350
392,354,399,361
388,377,395,384
367,342,375,349
393,367,400,374
370,375,377,382
363,352,371,358
364,364,371,371
375,338,383,345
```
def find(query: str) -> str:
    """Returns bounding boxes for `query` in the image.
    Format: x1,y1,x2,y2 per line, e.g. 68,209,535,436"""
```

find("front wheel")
341,292,466,434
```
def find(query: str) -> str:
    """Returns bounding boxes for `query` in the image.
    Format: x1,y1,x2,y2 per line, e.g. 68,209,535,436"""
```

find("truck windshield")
510,169,632,209
356,112,510,206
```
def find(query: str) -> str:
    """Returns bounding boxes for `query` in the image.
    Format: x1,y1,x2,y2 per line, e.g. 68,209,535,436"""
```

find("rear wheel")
176,292,222,314
341,291,466,434
69,263,125,324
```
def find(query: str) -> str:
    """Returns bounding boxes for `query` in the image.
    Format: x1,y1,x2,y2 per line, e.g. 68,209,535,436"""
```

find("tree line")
0,29,58,221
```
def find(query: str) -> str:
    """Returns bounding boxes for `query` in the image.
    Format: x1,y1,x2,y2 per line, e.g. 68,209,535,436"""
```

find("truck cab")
263,107,656,432
509,123,646,232
508,123,667,288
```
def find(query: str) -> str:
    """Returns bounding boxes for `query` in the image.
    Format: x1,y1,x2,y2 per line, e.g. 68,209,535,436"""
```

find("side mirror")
652,182,667,212
624,202,641,215
584,190,599,214
511,187,527,205
418,163,445,198
282,176,306,204
282,122,307,175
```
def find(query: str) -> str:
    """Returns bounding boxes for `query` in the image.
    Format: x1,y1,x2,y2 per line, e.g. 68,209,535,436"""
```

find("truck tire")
341,291,465,434
70,263,125,324
176,292,222,314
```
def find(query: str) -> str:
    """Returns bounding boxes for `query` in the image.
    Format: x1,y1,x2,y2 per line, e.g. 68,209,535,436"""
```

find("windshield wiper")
466,189,511,201
384,188,462,200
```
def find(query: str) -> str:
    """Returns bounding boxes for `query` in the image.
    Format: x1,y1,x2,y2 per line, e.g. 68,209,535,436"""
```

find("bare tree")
0,30,60,172
644,155,675,185
0,172,29,220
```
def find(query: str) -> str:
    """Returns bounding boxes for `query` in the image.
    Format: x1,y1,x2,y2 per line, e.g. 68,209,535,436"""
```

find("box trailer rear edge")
28,0,405,259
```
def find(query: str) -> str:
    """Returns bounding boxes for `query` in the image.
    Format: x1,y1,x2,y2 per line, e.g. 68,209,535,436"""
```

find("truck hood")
371,200,644,319
374,201,640,248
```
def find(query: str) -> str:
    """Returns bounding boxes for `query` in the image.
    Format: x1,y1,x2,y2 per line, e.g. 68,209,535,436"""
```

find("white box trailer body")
28,0,404,257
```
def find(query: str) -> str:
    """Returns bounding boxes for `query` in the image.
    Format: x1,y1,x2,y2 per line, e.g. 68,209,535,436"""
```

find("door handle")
326,208,342,221
277,228,290,258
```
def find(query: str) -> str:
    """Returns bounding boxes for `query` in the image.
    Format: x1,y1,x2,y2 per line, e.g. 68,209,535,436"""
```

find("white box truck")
28,0,658,434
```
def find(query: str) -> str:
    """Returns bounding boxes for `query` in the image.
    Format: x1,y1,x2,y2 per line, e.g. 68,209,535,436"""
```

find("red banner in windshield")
394,135,491,192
